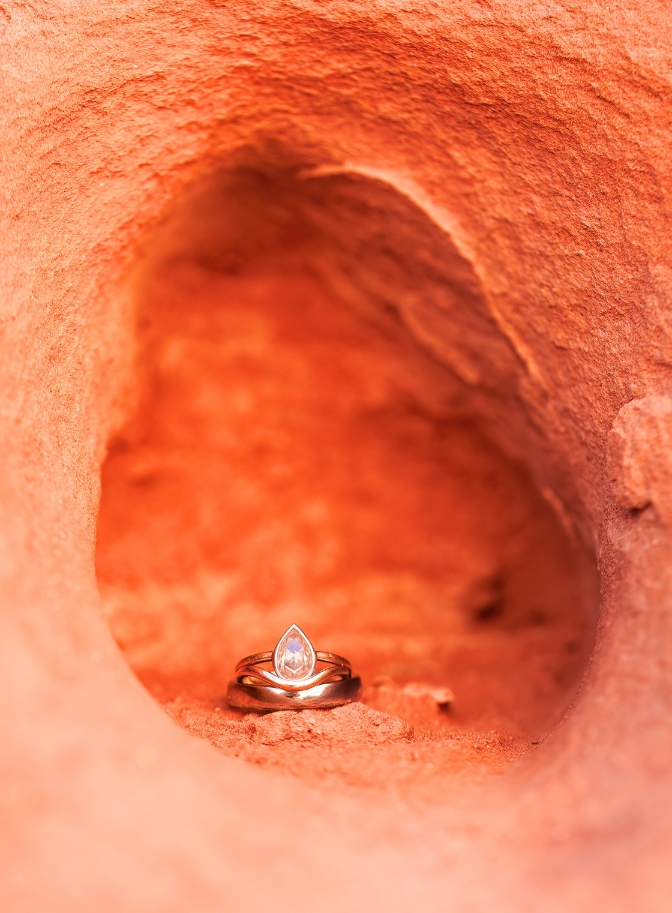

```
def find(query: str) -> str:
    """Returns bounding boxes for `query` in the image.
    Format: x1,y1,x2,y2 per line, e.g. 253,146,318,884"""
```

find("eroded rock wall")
2,2,672,911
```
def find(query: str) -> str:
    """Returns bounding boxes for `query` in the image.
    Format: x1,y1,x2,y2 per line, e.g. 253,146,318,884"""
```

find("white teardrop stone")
273,624,316,681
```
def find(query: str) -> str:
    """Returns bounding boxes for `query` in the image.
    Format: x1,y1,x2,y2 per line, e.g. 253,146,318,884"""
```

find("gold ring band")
235,663,351,692
235,650,351,676
227,675,362,711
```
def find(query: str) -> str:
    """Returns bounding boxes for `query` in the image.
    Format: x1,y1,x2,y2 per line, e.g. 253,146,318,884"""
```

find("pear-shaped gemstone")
273,624,316,682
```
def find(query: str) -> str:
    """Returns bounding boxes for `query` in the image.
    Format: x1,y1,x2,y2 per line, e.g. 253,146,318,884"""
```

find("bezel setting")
272,623,317,682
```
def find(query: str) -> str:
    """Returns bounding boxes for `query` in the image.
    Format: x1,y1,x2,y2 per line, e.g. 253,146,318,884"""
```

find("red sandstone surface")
2,1,672,911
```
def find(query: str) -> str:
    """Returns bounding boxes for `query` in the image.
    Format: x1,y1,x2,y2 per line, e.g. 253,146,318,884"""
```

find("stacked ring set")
228,624,361,711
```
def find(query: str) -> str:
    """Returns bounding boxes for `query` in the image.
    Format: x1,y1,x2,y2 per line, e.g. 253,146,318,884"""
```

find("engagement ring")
227,624,361,711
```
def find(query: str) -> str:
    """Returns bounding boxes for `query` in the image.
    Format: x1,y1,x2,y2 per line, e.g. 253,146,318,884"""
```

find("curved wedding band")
235,650,351,691
227,624,361,712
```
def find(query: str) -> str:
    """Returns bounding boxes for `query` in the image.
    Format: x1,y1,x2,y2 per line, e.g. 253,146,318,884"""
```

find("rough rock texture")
163,699,532,794
610,395,672,523
2,1,672,912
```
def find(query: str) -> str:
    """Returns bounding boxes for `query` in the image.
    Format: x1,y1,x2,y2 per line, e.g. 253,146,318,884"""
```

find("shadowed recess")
95,164,600,783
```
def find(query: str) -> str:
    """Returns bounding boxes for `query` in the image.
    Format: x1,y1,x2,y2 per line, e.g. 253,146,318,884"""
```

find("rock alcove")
95,162,600,786
5,3,672,907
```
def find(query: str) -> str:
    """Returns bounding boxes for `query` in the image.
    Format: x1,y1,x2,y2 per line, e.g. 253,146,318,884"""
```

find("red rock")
2,2,672,911
247,703,414,745
610,395,672,525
